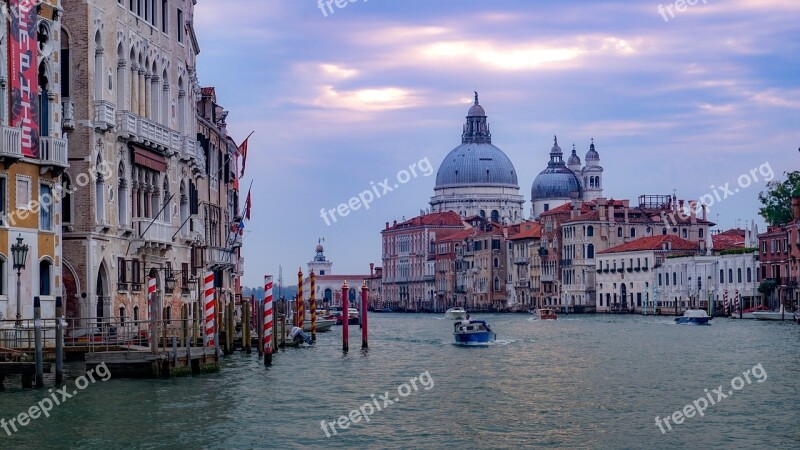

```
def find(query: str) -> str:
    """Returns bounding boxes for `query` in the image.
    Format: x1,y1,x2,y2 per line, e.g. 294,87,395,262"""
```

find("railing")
206,247,234,267
514,280,530,288
62,98,75,130
0,318,210,353
39,136,68,167
560,259,572,267
93,100,116,131
181,135,197,160
514,257,530,265
134,218,173,245
423,274,435,281
138,116,173,150
0,124,22,159
541,273,554,282
117,110,138,137
188,217,205,244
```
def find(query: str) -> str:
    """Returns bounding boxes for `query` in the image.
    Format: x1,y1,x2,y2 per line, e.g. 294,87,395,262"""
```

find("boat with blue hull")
454,319,496,345
675,309,712,325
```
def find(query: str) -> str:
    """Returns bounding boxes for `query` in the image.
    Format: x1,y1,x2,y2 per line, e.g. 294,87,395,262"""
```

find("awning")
132,146,167,172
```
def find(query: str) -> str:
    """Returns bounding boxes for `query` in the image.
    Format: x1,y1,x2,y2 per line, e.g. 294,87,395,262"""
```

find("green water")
1,314,798,449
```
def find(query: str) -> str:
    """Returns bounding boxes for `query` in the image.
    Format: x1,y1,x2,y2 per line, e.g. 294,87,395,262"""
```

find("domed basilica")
430,93,604,223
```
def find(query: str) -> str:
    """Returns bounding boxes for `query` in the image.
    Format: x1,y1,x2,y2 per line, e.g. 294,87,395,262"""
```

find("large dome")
435,143,519,188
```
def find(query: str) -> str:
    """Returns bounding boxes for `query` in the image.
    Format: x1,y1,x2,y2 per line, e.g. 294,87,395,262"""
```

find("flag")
233,153,240,191
238,132,253,178
244,189,252,220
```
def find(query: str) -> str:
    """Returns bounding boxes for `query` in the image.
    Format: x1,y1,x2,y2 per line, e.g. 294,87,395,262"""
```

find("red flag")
238,133,252,178
233,154,240,191
245,189,252,220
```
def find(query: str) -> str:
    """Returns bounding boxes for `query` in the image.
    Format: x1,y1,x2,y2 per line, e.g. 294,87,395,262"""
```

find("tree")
758,171,800,225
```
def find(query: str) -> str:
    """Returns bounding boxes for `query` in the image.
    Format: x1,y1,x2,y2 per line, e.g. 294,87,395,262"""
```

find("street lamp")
11,234,29,327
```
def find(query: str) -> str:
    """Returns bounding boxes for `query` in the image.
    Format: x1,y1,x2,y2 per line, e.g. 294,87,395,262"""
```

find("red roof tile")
508,223,542,240
386,211,464,230
599,235,699,254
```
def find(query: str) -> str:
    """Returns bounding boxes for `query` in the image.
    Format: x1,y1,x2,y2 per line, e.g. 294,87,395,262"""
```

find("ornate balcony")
39,136,68,168
93,100,116,131
117,110,138,137
62,98,75,130
0,125,22,164
514,257,529,265
133,218,173,246
116,110,177,152
514,279,530,288
541,273,555,282
206,247,235,269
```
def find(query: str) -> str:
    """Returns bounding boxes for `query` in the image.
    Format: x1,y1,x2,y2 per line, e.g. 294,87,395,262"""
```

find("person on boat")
465,314,470,320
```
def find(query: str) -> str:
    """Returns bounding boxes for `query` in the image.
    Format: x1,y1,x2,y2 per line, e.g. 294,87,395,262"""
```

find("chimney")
608,202,616,223
622,200,630,223
598,198,607,221
370,263,374,276
701,204,707,221
385,222,390,230
689,201,697,224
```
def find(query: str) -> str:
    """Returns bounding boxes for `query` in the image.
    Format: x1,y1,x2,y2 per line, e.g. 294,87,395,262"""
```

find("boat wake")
452,339,519,347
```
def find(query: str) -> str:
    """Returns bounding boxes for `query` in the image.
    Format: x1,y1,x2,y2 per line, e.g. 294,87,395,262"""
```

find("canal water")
1,314,798,449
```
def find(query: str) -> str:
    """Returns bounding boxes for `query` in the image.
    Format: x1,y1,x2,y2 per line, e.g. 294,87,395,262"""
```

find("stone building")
0,0,68,327
60,0,241,329
381,211,464,311
301,243,373,309
507,222,542,309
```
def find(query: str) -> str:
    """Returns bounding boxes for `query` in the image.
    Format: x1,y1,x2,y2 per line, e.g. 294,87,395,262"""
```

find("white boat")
675,309,712,325
445,307,467,320
729,305,769,319
286,317,336,332
752,305,793,321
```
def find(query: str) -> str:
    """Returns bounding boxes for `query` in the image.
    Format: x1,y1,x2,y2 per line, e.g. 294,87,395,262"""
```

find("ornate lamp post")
11,234,29,327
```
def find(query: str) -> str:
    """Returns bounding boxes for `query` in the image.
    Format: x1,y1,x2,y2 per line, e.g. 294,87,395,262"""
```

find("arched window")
119,306,126,325
161,69,170,126
133,306,140,321
95,155,105,223
672,272,677,285
38,62,51,137
728,269,733,283
490,210,499,223
719,269,724,283
747,267,752,283
737,268,742,283
699,228,704,238
177,76,186,133
682,228,688,239
630,228,636,238
116,43,126,108
493,257,499,268
587,244,595,259
61,28,71,98
493,276,500,292
118,164,127,226
40,259,53,296
162,176,170,222
617,227,623,238
94,31,103,100
587,225,594,237
179,181,188,227
662,228,667,235
479,210,486,218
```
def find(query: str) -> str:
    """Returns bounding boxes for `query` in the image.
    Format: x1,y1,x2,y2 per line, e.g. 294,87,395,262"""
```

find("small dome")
531,167,582,201
567,146,581,166
586,138,600,161
467,91,486,117
315,244,324,253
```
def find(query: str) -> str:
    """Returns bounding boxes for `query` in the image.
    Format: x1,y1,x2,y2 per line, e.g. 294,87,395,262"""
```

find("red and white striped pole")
147,276,156,351
264,275,274,366
342,281,349,353
204,272,216,349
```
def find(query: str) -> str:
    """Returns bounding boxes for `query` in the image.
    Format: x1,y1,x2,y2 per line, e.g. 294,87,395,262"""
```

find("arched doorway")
97,263,110,325
62,262,80,329
324,288,332,306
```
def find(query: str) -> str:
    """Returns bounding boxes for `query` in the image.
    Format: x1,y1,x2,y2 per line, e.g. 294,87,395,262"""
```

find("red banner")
9,0,39,158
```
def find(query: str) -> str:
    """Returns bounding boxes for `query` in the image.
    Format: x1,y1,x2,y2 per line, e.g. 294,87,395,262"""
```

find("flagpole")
238,131,255,152
240,180,254,219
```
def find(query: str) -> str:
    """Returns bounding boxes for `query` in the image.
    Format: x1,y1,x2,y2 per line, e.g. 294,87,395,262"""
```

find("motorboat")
303,318,335,332
729,305,769,319
752,305,793,321
453,319,496,345
675,309,712,325
538,308,558,320
445,307,467,320
332,307,360,325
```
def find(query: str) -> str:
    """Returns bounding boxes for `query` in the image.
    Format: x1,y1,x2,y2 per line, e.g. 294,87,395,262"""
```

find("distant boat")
445,307,467,320
453,319,496,345
752,305,793,321
729,305,769,319
675,309,712,325
537,308,558,320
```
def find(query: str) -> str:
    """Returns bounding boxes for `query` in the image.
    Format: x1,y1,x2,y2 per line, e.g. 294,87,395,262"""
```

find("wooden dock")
85,346,219,379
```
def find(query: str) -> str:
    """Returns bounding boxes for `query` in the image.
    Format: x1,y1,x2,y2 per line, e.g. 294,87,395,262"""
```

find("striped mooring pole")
310,270,317,342
264,275,274,366
297,268,304,328
342,281,349,353
204,272,216,348
148,276,157,353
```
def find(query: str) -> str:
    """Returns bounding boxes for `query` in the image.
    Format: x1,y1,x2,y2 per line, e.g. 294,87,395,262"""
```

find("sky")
193,0,800,288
